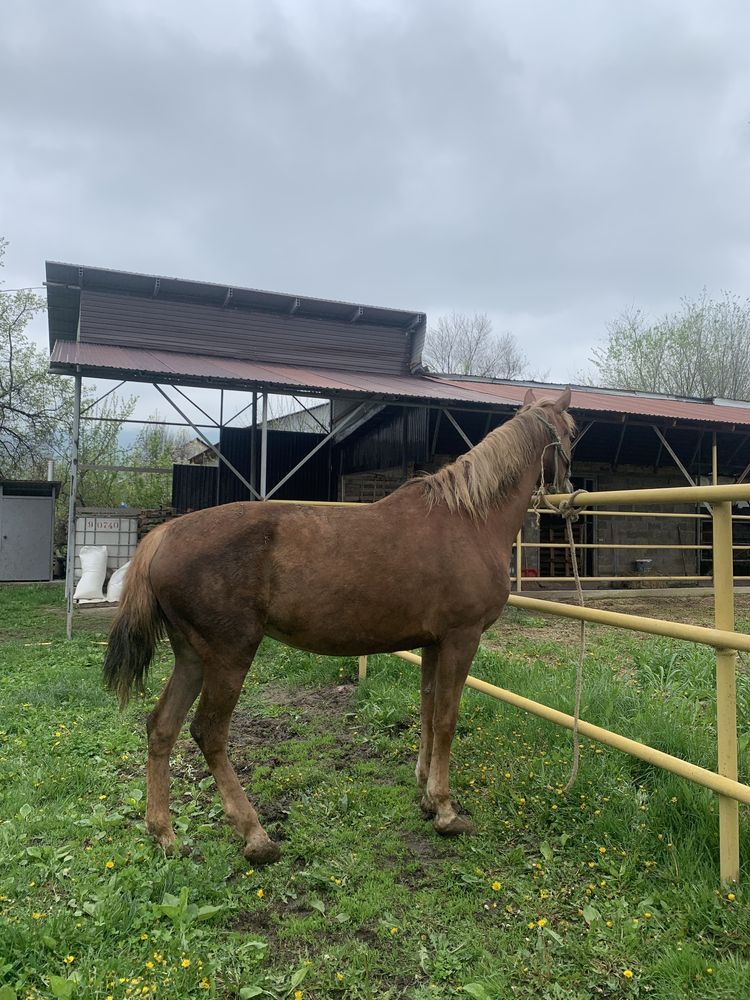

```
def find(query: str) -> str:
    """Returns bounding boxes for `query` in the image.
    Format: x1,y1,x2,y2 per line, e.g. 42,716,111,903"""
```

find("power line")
0,285,46,293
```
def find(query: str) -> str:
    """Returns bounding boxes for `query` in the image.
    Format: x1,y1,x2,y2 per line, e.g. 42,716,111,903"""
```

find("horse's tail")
103,523,170,708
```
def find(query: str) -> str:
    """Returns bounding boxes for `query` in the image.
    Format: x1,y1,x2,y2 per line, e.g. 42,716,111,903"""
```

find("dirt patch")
230,712,296,748
261,682,357,715
229,907,274,934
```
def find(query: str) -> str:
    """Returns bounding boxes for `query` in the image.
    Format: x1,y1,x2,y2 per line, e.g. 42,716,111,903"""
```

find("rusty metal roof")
49,340,518,406
49,341,750,428
437,377,750,427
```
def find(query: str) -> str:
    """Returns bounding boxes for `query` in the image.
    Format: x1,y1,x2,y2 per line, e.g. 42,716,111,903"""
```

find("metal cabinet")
0,481,60,582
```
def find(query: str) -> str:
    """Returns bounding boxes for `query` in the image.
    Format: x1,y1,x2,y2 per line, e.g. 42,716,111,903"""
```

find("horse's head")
522,386,576,494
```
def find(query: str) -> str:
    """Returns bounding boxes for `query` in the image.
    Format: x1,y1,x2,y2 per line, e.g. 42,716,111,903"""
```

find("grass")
1,586,750,998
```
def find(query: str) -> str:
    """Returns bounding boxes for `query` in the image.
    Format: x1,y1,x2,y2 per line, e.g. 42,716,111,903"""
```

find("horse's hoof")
419,795,437,818
244,837,281,865
150,828,178,853
434,814,475,836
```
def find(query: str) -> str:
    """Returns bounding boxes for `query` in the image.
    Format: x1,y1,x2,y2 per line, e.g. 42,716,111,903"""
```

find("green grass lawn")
2,585,750,999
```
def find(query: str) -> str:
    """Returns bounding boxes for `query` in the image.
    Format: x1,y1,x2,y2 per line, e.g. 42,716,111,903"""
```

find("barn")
47,262,750,596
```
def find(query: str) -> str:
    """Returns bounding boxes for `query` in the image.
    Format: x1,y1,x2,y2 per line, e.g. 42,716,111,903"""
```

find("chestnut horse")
104,387,574,862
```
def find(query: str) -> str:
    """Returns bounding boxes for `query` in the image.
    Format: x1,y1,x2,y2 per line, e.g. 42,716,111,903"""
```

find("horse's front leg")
424,626,481,836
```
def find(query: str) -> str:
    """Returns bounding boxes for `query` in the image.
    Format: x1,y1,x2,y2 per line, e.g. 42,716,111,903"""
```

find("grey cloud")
2,0,750,379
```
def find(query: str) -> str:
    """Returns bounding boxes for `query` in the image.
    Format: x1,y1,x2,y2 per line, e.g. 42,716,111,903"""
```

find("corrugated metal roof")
49,341,750,427
436,378,750,427
49,340,519,406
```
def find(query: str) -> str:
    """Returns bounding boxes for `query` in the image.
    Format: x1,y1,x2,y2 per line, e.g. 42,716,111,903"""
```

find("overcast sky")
2,0,750,420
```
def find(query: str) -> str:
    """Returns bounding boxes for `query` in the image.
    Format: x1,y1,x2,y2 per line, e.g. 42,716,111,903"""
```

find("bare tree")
423,312,529,379
0,238,72,477
587,292,750,399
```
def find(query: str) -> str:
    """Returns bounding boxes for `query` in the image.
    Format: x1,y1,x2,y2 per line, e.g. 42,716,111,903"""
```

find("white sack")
106,561,130,603
73,545,108,601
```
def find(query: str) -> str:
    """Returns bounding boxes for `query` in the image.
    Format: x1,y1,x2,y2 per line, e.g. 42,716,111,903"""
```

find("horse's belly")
264,563,498,656
263,622,438,658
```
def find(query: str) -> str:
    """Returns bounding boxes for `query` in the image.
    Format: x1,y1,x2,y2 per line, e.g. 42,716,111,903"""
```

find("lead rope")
531,441,588,792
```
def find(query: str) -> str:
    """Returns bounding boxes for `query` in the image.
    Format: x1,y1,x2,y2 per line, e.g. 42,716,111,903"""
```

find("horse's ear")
523,388,537,405
553,386,572,413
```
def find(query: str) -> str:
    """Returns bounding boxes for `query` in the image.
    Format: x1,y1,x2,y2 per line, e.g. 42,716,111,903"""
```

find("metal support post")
712,432,718,486
216,390,224,506
516,527,523,592
713,500,739,882
250,392,258,498
65,374,82,640
260,393,268,499
442,409,473,450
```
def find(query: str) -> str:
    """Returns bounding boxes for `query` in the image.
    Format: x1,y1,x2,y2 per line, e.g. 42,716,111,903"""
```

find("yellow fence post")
358,655,368,681
713,500,740,883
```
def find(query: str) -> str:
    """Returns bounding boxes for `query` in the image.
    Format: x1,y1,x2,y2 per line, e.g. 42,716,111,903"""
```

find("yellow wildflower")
727,892,736,902
105,860,115,870
145,961,154,970
181,959,191,968
295,992,303,1000
598,847,606,855
256,888,264,899
536,918,547,927
491,881,502,891
623,969,634,979
390,926,398,935
63,955,75,965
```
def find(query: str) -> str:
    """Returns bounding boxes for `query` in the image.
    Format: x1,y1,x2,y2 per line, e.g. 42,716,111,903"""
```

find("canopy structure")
47,261,750,637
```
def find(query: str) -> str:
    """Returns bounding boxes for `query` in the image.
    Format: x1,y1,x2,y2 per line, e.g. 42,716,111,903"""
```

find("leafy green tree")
589,292,750,399
121,418,189,509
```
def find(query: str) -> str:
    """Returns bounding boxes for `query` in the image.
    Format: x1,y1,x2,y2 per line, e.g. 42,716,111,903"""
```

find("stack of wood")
138,506,179,538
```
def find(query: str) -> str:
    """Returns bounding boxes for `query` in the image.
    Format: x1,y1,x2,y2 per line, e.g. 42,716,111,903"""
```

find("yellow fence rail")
353,483,750,884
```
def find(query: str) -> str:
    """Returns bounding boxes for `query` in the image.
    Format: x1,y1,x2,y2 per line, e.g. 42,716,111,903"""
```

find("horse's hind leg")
416,645,438,807
145,638,204,849
190,645,280,864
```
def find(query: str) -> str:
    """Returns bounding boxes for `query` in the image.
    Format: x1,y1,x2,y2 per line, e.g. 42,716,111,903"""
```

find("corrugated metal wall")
218,428,330,503
337,407,430,474
172,429,331,511
172,464,218,514
79,290,414,375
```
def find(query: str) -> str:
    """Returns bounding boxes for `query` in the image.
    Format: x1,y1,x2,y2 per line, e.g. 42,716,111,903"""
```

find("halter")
532,411,572,495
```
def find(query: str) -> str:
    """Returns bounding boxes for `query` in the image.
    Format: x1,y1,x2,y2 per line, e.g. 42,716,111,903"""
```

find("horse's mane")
419,401,576,520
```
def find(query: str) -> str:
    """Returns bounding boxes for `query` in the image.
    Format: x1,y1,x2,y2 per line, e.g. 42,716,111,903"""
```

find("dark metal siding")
219,428,330,503
172,465,218,514
338,407,430,474
79,290,413,375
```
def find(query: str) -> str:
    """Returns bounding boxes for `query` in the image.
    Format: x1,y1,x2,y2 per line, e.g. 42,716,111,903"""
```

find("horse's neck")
484,438,546,545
